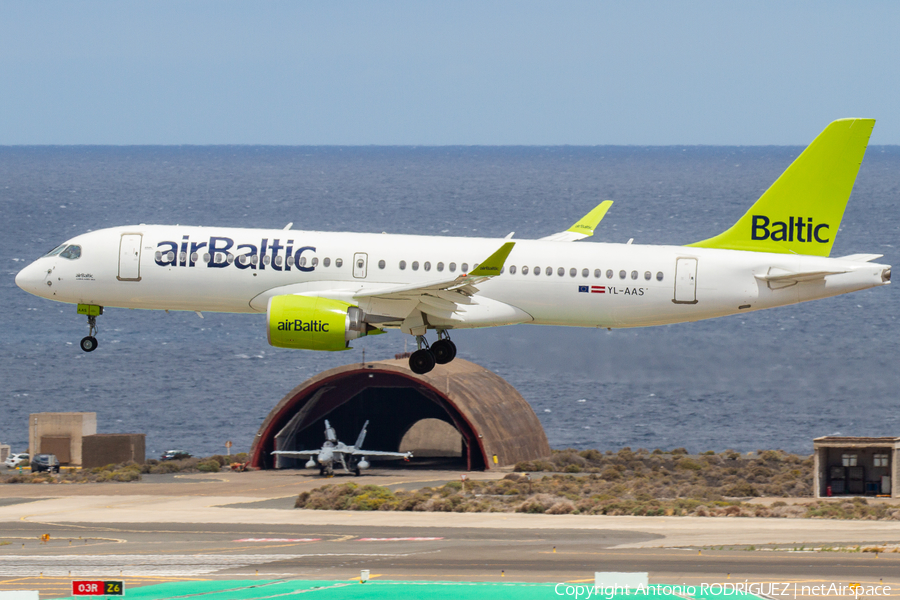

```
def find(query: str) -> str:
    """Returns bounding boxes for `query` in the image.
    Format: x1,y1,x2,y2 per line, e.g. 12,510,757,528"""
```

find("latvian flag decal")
578,285,606,294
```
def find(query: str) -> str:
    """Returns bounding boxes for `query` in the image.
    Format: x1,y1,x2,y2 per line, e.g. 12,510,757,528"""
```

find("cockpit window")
59,245,82,260
43,244,67,257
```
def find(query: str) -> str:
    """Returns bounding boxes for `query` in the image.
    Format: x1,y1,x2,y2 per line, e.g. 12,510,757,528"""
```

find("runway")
1,470,899,598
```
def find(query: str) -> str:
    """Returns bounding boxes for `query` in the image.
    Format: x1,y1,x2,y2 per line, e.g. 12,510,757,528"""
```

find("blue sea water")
1,146,898,457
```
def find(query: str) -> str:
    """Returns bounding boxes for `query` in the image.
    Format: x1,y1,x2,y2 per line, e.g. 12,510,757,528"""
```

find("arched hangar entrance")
250,358,550,471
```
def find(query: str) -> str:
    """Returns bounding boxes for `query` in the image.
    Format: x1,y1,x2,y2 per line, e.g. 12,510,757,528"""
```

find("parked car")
160,450,192,461
4,453,29,469
30,454,60,473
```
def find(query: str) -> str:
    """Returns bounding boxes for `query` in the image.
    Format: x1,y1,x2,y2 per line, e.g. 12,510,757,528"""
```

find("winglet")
469,242,515,276
540,201,613,242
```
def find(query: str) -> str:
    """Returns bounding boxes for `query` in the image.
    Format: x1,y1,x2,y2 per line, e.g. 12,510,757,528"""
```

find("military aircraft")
15,119,891,374
272,419,412,476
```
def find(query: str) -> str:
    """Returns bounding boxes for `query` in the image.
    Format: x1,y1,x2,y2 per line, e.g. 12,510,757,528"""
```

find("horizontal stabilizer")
755,267,848,289
540,201,613,242
838,253,884,263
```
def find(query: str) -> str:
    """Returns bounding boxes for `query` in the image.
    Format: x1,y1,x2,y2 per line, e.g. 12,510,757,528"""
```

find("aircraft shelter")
249,358,550,471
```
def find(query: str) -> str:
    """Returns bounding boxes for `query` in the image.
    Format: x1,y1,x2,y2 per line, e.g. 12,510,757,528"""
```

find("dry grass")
293,448,900,520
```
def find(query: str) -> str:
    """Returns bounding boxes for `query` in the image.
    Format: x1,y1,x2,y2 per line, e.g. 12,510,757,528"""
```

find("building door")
353,252,368,279
673,257,698,304
118,234,143,281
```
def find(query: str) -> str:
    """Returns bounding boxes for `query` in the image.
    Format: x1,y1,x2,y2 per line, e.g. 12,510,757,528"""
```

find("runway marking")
234,538,321,542
356,537,444,541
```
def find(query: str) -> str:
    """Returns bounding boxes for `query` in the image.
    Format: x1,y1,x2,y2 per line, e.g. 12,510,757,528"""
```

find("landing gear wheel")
409,349,436,374
431,339,457,364
80,336,98,352
354,467,361,477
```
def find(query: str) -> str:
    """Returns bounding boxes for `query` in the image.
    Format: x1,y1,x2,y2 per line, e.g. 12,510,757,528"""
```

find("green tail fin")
688,118,875,256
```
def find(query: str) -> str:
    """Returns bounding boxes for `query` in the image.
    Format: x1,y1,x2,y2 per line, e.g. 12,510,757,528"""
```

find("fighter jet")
272,420,412,476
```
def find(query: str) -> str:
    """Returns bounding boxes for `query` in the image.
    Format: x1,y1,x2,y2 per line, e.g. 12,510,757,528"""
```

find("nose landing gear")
77,304,103,353
408,331,457,375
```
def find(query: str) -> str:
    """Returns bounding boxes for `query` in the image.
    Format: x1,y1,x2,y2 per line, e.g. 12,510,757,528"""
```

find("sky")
2,1,899,145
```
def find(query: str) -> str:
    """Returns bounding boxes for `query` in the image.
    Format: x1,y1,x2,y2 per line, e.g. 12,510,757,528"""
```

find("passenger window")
582,268,589,278
630,270,637,280
191,252,199,263
227,255,234,264
522,266,529,275
263,255,271,265
203,253,211,263
534,266,541,276
619,270,626,279
594,269,601,278
378,259,385,269
312,257,319,267
60,245,81,260
299,256,306,267
644,271,651,280
412,261,419,271
509,265,517,274
324,258,331,267
606,269,613,279
473,263,479,270
449,262,457,272
180,252,186,263
251,255,259,265
656,271,663,281
335,258,343,268
274,255,283,266
557,267,564,276
437,262,444,272
545,267,552,276
570,268,577,278
461,263,469,272
424,261,431,271
286,255,294,266
399,260,407,270
238,255,248,265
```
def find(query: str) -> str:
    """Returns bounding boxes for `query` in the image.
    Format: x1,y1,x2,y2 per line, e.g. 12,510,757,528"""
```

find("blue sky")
2,1,899,145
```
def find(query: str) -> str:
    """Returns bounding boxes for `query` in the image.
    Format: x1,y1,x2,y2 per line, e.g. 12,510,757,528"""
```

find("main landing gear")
409,330,457,375
78,305,103,352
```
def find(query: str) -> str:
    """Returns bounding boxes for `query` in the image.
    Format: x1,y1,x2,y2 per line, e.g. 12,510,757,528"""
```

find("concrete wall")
82,434,146,469
29,413,96,466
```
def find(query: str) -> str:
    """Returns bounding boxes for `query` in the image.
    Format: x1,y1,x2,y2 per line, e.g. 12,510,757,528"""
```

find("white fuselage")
15,225,891,330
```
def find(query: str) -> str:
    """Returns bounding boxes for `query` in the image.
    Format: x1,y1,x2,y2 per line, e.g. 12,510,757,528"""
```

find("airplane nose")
15,262,48,297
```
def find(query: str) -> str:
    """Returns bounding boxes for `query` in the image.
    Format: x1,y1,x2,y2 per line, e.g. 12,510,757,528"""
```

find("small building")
813,436,900,498
82,434,146,469
0,444,10,463
29,412,97,466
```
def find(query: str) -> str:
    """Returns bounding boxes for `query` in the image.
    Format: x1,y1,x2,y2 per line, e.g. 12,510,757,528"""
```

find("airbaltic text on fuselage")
277,319,329,333
154,236,315,272
751,216,830,243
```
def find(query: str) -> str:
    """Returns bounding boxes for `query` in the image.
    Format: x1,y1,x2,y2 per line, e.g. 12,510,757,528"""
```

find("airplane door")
673,257,697,304
353,252,368,279
118,234,143,281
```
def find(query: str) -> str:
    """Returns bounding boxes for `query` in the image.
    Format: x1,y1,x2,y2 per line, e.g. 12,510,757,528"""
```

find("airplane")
272,419,412,476
14,118,891,375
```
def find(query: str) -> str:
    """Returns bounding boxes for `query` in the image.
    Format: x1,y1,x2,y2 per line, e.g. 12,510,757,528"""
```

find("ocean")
1,145,898,457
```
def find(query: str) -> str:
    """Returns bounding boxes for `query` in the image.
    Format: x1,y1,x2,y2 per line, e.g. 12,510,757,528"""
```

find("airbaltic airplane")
15,119,891,374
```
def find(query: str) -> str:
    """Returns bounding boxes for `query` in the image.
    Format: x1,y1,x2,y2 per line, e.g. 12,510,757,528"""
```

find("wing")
353,242,519,329
349,450,413,459
271,450,320,457
539,201,613,242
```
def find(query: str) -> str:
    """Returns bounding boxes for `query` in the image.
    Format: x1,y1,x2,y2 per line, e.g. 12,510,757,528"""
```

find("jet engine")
266,295,376,351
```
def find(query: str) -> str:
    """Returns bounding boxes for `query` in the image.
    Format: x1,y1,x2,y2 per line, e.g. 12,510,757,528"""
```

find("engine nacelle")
357,459,370,470
267,295,369,351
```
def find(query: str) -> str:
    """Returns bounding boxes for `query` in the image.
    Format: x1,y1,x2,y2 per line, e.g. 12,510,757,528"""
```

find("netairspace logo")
553,583,893,599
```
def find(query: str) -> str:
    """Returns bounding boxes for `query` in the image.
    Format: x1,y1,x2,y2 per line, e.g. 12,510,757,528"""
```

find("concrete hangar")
249,358,550,471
